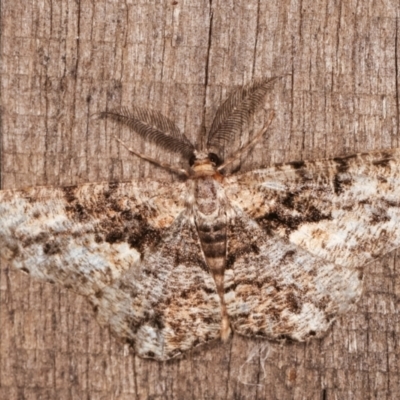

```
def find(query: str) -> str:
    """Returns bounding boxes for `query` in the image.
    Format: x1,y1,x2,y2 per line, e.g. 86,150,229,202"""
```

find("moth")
1,77,400,360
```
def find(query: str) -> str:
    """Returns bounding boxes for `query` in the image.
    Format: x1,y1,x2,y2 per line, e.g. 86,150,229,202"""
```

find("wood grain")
1,0,399,399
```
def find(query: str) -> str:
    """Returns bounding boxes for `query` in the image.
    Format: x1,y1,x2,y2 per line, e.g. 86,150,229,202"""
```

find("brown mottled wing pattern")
95,214,221,360
0,181,185,291
223,209,362,340
0,181,220,359
224,148,400,340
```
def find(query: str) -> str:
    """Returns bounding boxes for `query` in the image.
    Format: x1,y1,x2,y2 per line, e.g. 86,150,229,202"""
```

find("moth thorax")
194,178,220,215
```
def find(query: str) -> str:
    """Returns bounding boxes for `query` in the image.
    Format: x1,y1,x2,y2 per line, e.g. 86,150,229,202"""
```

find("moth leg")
217,111,275,174
113,136,189,177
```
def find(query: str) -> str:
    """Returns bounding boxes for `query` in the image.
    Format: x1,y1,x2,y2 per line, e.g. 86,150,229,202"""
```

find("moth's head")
189,150,223,177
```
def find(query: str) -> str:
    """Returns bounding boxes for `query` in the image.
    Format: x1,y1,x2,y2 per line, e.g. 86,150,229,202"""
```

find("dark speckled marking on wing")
225,148,400,270
223,208,362,341
0,180,187,297
0,182,220,360
92,214,221,360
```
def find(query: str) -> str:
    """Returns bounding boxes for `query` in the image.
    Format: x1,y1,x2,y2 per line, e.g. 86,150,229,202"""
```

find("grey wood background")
1,0,399,399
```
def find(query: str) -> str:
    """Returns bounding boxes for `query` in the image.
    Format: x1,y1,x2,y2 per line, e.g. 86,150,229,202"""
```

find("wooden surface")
1,0,399,399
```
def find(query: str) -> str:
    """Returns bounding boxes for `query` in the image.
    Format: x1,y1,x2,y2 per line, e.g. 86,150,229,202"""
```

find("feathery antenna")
207,76,282,148
100,106,195,160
